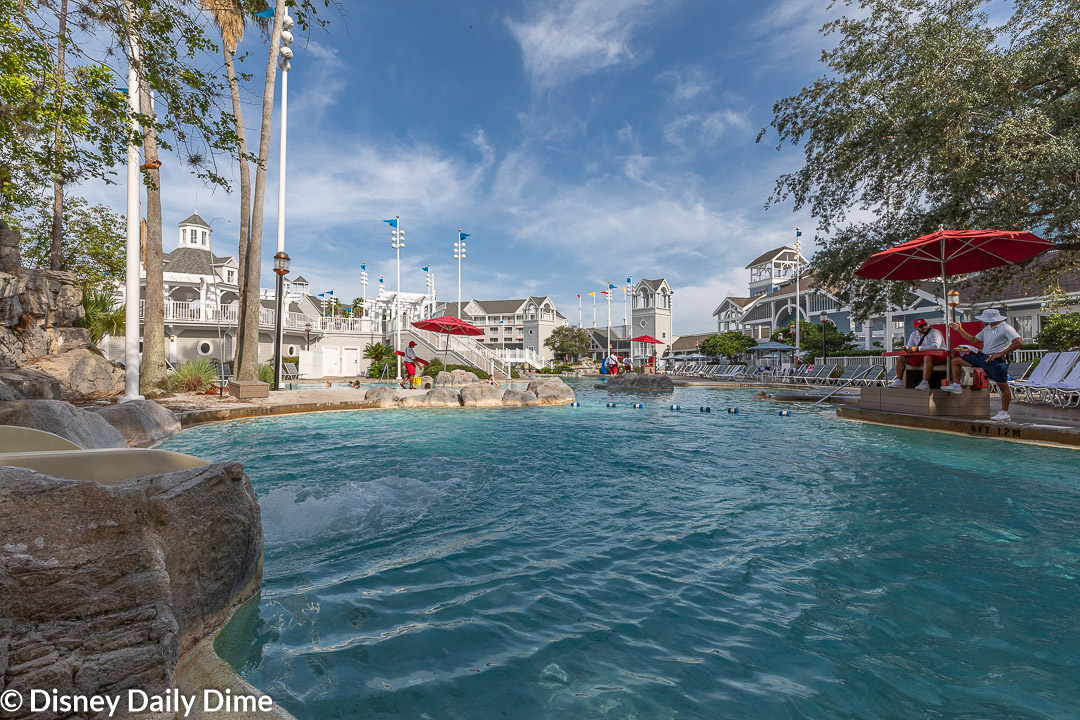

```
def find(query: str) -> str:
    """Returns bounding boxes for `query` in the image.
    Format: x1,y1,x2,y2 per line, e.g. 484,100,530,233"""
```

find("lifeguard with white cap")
942,308,1023,421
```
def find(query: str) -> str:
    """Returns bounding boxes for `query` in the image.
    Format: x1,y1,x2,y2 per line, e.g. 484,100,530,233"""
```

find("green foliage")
445,363,489,380
168,357,217,392
761,0,1080,319
773,322,856,359
544,326,592,362
700,332,756,362
1035,313,1080,351
12,195,124,287
364,342,394,378
422,358,444,377
75,285,124,345
539,364,575,374
257,363,274,383
510,368,520,379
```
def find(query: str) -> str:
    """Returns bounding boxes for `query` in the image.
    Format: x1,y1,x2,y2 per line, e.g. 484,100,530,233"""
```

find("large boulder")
91,400,182,448
501,389,539,407
0,367,62,400
364,386,405,407
0,461,263,709
598,373,674,392
434,369,481,386
459,383,506,407
0,399,126,448
25,348,123,398
526,377,576,405
420,387,462,407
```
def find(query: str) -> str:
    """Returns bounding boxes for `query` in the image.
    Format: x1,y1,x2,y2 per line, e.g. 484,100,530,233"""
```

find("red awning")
855,229,1053,281
629,335,662,343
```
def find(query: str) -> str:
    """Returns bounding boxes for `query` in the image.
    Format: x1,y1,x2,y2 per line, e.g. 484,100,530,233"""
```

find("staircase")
402,326,511,377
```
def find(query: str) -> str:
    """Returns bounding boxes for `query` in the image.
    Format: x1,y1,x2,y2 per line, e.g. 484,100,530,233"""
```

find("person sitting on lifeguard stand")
889,318,945,390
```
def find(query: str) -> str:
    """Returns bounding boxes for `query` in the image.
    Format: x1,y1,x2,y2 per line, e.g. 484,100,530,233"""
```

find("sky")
82,0,841,334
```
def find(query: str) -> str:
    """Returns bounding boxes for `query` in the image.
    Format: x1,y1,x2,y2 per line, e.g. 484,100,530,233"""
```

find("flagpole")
592,293,596,328
795,229,802,352
606,289,612,359
578,294,582,327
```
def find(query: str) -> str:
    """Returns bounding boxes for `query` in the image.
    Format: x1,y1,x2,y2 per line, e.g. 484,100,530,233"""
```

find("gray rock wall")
364,377,575,408
0,462,263,719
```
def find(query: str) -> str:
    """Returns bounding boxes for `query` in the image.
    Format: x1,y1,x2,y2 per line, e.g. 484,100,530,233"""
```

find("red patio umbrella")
855,228,1053,382
630,334,662,366
412,316,484,363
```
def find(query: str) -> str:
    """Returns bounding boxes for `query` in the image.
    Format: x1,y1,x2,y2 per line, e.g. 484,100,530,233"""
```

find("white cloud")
505,0,666,91
657,66,713,103
663,108,751,149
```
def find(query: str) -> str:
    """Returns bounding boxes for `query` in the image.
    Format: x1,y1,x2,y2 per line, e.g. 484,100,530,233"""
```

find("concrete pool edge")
836,405,1080,449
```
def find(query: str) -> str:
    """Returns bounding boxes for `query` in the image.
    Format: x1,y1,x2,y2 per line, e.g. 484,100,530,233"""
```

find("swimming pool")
161,380,1080,719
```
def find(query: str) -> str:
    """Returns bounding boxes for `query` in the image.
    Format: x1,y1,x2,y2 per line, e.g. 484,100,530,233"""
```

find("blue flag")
796,229,801,237
608,283,617,290
459,231,470,240
626,277,632,284
254,8,274,18
379,276,384,283
360,263,366,270
422,265,429,272
384,218,398,228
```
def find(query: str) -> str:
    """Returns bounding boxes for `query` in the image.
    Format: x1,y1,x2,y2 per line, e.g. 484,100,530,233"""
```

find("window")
287,345,297,356
227,270,234,283
1011,315,1033,340
202,231,207,245
181,228,187,243
893,320,905,329
639,319,647,328
198,341,213,356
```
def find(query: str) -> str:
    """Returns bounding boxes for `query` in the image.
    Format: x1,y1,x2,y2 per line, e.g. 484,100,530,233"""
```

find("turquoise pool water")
161,381,1080,719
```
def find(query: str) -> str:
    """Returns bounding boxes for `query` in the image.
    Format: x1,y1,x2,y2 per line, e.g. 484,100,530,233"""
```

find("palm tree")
351,296,364,315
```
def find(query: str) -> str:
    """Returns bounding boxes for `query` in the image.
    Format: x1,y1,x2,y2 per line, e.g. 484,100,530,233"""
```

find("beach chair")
795,365,826,384
1009,352,1059,401
823,364,863,386
852,365,885,386
1047,359,1080,407
1016,352,1076,403
283,362,300,381
810,363,841,385
717,366,742,380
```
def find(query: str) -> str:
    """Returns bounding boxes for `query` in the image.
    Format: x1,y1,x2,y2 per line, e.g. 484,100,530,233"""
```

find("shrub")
510,368,520,379
1036,313,1080,351
444,363,488,380
258,363,274,384
76,285,124,345
168,358,218,392
422,358,445,377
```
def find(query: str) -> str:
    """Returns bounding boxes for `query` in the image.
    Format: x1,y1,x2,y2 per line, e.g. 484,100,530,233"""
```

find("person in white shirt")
942,308,1023,421
889,318,946,390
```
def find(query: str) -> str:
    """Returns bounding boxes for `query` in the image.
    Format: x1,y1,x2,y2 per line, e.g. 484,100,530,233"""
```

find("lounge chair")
1009,352,1059,401
807,363,841,385
852,365,885,386
1016,352,1076,403
283,362,300,381
1047,360,1080,407
825,364,872,386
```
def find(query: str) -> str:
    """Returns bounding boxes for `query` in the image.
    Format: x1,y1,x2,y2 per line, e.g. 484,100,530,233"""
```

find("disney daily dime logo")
0,688,275,717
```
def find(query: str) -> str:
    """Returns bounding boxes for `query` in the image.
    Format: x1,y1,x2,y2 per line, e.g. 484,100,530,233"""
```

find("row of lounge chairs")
1009,351,1080,407
674,362,887,386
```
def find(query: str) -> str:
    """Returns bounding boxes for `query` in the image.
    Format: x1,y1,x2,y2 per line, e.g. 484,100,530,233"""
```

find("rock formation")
0,221,124,400
433,369,480,386
0,400,127,448
0,461,263,719
365,376,575,408
91,399,182,448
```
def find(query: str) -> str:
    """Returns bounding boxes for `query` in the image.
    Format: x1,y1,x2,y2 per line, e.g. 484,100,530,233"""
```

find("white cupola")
178,213,212,249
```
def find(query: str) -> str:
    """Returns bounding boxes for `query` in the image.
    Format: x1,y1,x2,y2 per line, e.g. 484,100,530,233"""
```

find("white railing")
495,347,548,369
1013,348,1047,363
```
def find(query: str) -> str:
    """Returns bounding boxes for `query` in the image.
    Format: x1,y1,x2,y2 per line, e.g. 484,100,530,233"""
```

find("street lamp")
454,230,468,317
386,217,404,380
359,263,368,321
423,264,435,317
819,311,832,364
794,228,802,351
272,251,290,390
304,322,311,351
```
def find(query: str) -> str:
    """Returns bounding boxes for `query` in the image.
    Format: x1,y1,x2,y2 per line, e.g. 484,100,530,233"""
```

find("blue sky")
85,0,838,333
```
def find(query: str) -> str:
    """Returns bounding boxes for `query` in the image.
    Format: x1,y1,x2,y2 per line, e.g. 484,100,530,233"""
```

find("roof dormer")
178,213,212,249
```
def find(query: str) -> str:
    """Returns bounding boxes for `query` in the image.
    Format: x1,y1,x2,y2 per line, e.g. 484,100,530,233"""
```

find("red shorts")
405,362,416,375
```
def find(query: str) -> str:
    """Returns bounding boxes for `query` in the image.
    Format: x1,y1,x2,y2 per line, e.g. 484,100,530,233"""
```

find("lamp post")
272,251,290,390
819,311,831,364
423,265,434,317
122,1,142,401
947,289,960,323
304,322,311,351
454,230,468,317
387,217,404,380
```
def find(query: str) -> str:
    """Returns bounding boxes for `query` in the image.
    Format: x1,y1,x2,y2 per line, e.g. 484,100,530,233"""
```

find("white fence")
494,347,549,369
816,348,1048,368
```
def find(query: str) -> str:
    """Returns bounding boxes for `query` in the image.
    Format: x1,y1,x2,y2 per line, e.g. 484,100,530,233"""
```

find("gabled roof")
473,299,527,315
637,278,669,292
670,332,714,352
162,247,234,276
745,245,807,269
712,296,754,316
179,213,211,228
292,275,309,284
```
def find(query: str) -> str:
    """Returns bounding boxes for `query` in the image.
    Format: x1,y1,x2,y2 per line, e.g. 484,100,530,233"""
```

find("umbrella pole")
941,236,952,386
